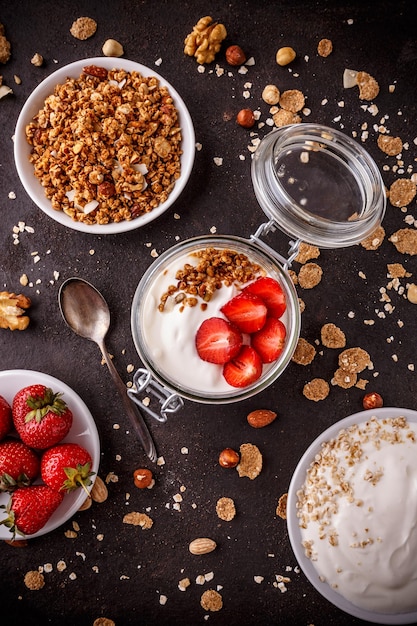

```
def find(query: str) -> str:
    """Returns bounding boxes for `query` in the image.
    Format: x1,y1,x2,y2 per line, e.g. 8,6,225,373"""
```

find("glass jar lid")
251,124,386,249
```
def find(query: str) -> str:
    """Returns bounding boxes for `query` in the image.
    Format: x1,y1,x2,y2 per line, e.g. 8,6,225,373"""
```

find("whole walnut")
184,16,227,64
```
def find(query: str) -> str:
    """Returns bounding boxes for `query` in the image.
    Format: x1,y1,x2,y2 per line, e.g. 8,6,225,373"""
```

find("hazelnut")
102,38,124,58
219,448,240,468
262,84,280,105
276,46,296,66
362,392,383,410
133,468,154,488
225,45,247,66
236,109,255,128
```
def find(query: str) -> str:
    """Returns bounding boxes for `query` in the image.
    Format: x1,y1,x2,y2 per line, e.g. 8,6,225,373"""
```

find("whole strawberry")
0,395,13,441
0,439,40,491
0,485,64,537
12,385,73,449
41,443,94,495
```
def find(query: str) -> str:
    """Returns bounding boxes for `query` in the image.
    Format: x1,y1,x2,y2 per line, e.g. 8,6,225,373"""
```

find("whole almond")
189,538,217,555
247,409,277,428
90,475,108,503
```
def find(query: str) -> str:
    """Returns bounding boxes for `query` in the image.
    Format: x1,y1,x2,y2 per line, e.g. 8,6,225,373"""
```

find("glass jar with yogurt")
129,124,386,419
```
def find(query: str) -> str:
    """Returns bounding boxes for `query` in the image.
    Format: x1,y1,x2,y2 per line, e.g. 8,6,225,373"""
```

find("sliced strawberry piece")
251,317,286,363
223,345,263,388
220,293,267,334
195,317,242,364
243,277,287,319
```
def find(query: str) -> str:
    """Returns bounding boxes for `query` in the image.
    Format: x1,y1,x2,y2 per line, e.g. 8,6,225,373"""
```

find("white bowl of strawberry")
0,370,99,539
131,235,300,406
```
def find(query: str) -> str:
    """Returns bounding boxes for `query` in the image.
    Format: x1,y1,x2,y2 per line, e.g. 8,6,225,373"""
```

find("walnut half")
184,16,227,64
0,291,31,330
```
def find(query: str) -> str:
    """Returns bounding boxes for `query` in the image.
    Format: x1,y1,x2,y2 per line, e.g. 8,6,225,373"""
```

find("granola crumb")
70,16,97,40
279,89,305,113
122,512,153,529
357,71,380,100
200,589,223,611
298,262,323,289
387,263,410,279
303,378,330,401
237,443,263,479
178,577,191,591
93,619,116,626
377,134,403,156
216,497,236,521
388,179,416,207
292,337,316,365
332,367,357,388
389,229,417,255
273,108,302,127
321,323,346,349
338,347,371,373
24,570,45,590
317,38,333,57
360,225,385,250
276,493,288,520
294,243,320,264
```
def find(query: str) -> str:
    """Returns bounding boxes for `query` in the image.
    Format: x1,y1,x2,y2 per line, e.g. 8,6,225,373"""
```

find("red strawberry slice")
243,277,287,319
223,345,263,388
195,317,242,364
220,292,267,333
251,317,286,363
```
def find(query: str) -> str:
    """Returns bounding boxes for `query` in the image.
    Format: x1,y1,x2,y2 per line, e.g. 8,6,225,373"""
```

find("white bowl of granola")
287,407,417,624
14,57,195,234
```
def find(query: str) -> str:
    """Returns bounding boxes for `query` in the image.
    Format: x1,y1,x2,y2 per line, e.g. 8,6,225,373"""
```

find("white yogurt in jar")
296,415,417,614
139,248,289,396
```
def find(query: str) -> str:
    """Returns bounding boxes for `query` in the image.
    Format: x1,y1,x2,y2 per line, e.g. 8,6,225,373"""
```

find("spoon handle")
100,343,157,463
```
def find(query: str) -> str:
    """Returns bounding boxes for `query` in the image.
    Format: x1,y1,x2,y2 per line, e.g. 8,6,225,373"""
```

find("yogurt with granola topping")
132,240,298,400
296,415,417,614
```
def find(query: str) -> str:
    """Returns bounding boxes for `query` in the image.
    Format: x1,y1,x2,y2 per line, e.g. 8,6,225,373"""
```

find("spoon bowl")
58,277,157,462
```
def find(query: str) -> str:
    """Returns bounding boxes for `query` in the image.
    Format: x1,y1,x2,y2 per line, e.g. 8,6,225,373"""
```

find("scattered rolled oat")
377,134,403,156
297,262,323,289
178,577,191,591
279,89,305,113
303,378,330,401
389,179,416,207
200,589,223,611
332,367,357,388
276,493,288,520
216,497,236,521
24,570,45,590
70,16,97,40
294,242,320,264
291,337,316,365
122,512,153,529
317,38,333,57
356,71,379,100
338,347,371,373
360,225,385,250
237,443,262,479
321,323,346,349
389,229,417,255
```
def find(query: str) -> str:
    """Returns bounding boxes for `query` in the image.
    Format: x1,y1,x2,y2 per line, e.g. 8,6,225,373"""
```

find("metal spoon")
58,277,157,462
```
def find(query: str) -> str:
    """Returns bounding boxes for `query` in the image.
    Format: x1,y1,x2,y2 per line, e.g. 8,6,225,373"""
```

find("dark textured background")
1,1,417,625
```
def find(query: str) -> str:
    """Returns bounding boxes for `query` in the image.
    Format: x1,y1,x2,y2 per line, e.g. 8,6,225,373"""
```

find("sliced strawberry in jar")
243,277,287,319
195,317,243,364
251,317,286,363
220,292,267,334
223,345,263,388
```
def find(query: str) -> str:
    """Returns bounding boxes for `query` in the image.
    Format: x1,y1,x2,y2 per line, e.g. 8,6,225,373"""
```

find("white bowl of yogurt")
287,407,417,624
131,235,300,405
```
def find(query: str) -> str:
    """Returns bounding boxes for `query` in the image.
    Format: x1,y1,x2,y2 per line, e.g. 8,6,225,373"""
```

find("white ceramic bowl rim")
14,57,195,234
287,407,417,625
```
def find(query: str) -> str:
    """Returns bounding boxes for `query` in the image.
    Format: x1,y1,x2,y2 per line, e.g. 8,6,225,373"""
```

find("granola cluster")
25,66,182,225
158,247,264,311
